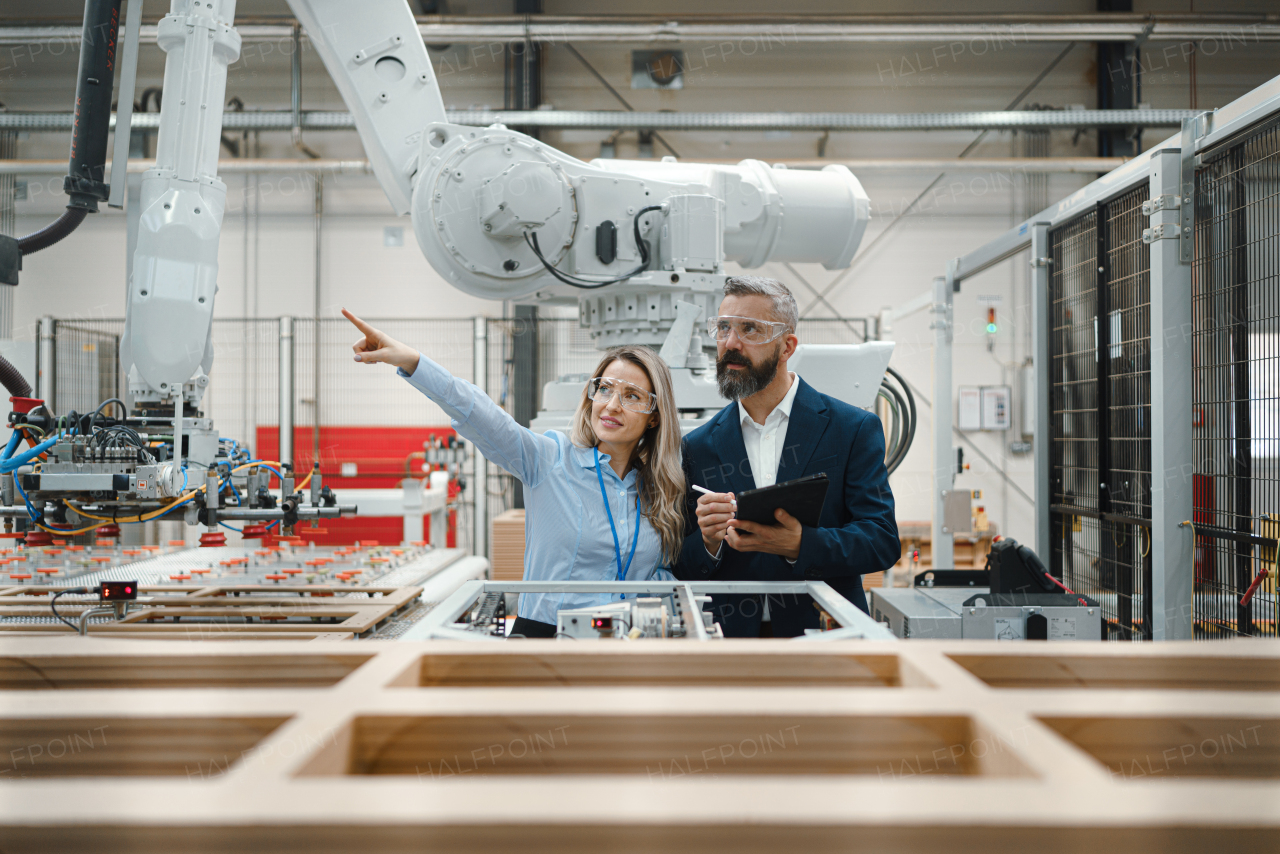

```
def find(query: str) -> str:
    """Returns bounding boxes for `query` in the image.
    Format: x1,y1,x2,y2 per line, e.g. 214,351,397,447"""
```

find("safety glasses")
706,315,789,344
587,376,657,413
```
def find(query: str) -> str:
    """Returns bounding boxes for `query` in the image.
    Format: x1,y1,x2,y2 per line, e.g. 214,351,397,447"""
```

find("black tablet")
733,473,830,528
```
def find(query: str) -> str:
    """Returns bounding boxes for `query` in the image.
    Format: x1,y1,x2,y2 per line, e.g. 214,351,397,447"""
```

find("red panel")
255,426,456,488
259,511,460,549
1193,473,1215,586
253,426,459,547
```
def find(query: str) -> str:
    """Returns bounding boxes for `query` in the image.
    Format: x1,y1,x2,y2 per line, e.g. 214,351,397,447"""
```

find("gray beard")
716,347,781,401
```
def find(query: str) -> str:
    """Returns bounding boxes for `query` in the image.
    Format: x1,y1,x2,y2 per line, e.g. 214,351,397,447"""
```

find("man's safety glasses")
587,377,658,413
706,315,790,344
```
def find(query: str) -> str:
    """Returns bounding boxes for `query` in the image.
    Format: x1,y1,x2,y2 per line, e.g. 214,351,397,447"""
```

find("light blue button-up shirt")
399,352,673,625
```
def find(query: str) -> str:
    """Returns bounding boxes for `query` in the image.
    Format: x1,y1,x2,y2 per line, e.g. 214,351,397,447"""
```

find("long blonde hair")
572,346,685,566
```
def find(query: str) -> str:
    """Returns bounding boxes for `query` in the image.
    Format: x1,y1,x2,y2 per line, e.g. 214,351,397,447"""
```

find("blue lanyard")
595,446,641,582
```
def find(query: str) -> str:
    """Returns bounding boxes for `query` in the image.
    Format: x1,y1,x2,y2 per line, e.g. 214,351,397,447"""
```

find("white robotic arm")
120,0,885,431
287,0,447,215
287,0,873,368
122,0,241,411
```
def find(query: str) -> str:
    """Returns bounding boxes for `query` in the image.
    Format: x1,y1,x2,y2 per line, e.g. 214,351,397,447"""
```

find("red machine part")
256,426,460,547
8,396,43,416
22,530,53,548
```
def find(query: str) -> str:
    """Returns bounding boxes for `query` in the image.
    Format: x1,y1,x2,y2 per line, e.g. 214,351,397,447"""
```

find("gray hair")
722,276,798,333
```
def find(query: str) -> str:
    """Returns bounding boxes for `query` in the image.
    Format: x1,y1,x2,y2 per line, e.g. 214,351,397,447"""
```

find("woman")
343,309,686,638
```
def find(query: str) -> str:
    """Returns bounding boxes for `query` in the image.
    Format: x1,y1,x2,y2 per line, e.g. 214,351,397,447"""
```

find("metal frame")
400,580,897,642
1031,223,1053,561
931,273,955,570
279,317,294,468
1189,107,1280,639
0,109,1200,134
4,17,1280,45
0,157,1136,175
932,72,1280,641
472,317,489,561
1148,148,1194,641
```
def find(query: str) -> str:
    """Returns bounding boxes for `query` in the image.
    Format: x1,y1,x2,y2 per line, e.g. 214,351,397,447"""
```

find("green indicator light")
986,323,998,334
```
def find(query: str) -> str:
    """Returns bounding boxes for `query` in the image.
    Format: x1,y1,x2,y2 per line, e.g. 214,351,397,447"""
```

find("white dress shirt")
738,371,800,490
708,373,801,620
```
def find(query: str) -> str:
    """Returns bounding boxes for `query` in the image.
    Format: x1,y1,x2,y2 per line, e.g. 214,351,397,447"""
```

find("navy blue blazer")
673,378,899,637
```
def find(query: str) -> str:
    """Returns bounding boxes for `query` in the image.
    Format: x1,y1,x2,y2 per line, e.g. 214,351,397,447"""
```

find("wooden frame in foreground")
0,637,1277,852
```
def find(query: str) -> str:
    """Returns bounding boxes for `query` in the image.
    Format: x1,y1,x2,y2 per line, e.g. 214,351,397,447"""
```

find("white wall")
4,0,1276,546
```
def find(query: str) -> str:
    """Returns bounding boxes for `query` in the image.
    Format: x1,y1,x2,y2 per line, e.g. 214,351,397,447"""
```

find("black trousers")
509,616,557,639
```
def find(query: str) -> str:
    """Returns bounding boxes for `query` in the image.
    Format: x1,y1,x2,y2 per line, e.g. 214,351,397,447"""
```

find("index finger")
341,308,377,336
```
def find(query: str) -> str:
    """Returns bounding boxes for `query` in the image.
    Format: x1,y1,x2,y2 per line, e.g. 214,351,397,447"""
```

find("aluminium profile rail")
400,579,896,641
3,18,1280,46
0,109,1200,133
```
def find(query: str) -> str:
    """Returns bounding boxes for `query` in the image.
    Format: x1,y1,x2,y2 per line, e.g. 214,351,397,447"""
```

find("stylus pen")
692,484,736,506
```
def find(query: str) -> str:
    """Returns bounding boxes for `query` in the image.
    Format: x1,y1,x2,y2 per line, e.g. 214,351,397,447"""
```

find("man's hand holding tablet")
693,483,801,561
725,506,803,560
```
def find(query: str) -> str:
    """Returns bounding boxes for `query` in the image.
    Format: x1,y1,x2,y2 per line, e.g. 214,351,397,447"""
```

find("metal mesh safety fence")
1192,113,1280,639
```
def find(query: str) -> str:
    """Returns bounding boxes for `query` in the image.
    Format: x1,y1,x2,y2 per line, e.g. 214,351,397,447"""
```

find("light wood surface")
490,508,526,581
0,637,1276,852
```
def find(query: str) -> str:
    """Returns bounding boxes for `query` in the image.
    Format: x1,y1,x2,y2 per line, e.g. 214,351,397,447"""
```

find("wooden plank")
339,713,984,777
0,716,288,777
0,654,371,689
412,651,901,687
1040,716,1280,779
949,653,1280,691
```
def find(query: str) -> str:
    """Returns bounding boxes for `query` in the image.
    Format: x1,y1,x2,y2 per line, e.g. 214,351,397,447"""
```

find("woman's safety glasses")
587,376,657,413
706,315,789,344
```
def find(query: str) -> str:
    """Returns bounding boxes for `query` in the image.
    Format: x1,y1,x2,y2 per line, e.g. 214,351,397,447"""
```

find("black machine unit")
986,538,1058,595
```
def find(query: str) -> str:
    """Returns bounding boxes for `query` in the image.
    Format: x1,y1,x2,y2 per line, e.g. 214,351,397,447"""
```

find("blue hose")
1,431,22,462
11,476,38,522
0,434,59,473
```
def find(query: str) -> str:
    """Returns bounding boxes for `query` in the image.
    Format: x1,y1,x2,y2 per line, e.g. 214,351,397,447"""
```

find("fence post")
932,272,955,570
1149,147,1194,641
279,316,294,469
1031,224,1052,563
38,316,55,406
473,316,488,560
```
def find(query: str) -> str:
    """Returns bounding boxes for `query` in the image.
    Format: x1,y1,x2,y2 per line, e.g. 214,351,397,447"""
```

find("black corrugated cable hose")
6,0,121,271
0,356,33,400
15,208,89,257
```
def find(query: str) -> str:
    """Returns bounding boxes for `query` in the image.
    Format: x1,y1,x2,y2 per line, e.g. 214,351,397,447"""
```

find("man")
673,276,899,638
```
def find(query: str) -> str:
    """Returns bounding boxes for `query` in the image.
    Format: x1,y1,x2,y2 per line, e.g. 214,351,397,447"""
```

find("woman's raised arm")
344,309,559,487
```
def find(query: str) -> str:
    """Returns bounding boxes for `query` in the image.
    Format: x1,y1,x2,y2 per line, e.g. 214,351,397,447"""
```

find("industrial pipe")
2,16,1278,45
0,108,1200,133
0,156,1130,174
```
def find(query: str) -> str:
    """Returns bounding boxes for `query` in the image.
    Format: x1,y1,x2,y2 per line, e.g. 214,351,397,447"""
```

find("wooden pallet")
0,584,421,637
0,637,1277,852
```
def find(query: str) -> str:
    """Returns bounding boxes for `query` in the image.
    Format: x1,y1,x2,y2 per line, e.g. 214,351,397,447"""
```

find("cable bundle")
878,366,917,475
